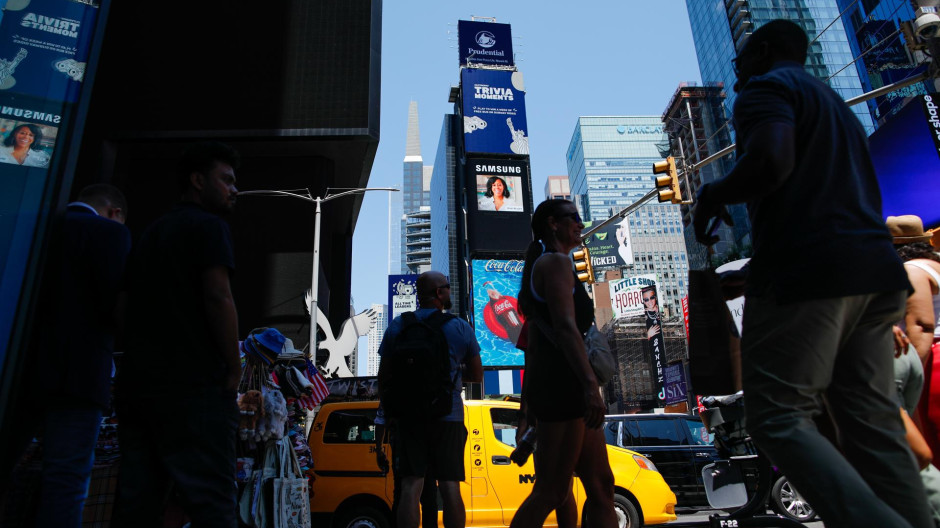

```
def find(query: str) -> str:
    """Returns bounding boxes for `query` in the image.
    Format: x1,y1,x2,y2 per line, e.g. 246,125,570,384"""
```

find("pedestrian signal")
653,156,682,204
572,247,594,284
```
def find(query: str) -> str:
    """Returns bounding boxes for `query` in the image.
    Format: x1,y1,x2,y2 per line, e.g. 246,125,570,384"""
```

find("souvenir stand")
236,327,322,528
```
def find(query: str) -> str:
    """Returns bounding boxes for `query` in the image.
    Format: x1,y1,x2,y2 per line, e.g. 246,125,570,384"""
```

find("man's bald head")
416,271,451,310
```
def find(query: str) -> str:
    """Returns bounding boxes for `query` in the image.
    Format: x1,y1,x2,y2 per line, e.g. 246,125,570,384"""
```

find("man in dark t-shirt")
693,20,930,528
113,142,241,528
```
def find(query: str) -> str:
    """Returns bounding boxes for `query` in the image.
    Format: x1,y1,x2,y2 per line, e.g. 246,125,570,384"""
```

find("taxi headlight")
633,454,659,472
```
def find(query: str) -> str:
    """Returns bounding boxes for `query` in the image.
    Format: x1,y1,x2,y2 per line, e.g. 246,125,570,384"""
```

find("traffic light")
572,246,594,284
653,156,682,204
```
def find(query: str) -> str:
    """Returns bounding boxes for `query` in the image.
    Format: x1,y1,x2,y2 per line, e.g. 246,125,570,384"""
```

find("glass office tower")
566,116,689,318
686,0,875,133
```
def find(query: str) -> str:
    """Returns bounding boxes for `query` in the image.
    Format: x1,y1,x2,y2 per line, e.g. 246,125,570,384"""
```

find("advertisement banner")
870,94,940,227
0,0,100,103
457,20,513,68
608,274,658,320
610,275,666,403
461,69,528,156
387,275,418,321
583,218,633,269
663,364,687,405
471,259,526,367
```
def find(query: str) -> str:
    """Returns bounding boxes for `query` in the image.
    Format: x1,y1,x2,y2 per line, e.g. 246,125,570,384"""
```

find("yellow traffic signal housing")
652,156,682,204
572,246,594,284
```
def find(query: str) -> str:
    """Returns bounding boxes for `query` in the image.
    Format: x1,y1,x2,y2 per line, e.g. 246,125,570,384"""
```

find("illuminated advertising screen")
471,259,525,367
870,94,940,227
582,218,634,269
461,69,528,156
387,274,418,320
457,20,513,68
0,0,100,103
465,158,533,253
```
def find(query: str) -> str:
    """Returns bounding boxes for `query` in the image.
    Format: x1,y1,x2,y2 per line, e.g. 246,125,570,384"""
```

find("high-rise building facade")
366,303,388,376
835,0,934,128
401,101,432,274
544,175,572,201
388,185,402,274
566,116,689,319
430,114,464,315
686,0,875,133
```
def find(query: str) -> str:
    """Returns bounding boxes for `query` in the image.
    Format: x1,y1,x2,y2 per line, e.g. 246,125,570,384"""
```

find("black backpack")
377,311,457,422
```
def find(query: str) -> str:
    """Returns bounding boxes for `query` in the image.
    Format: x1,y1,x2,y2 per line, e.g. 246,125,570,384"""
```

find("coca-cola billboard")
471,259,526,367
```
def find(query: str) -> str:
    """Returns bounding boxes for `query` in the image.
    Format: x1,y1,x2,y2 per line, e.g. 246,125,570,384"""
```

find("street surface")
676,509,825,527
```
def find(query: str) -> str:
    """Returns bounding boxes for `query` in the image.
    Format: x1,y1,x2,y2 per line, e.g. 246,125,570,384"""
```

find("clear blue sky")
351,1,704,371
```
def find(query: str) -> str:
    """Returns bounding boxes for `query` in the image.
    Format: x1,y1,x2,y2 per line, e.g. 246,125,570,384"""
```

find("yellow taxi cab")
307,399,677,528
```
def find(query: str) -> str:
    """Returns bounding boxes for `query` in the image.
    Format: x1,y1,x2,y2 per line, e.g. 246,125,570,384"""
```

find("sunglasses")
437,284,451,290
556,211,583,224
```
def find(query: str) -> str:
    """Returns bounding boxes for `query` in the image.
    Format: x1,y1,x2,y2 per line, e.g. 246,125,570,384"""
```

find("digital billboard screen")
0,0,100,104
870,94,940,228
471,259,526,367
457,20,513,68
461,69,528,156
465,158,533,254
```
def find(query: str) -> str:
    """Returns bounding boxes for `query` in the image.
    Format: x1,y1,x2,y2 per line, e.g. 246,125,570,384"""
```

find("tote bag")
272,440,311,528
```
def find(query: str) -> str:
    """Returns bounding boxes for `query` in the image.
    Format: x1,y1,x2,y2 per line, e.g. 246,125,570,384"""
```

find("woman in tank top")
510,199,616,528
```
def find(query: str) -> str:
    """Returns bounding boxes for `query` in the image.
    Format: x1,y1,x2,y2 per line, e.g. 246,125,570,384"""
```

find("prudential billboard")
461,69,528,156
458,20,513,67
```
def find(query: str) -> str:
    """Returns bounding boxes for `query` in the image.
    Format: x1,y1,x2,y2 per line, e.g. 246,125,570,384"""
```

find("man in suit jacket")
36,183,131,528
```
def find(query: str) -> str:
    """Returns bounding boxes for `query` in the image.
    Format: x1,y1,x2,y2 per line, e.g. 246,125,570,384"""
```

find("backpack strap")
425,311,457,329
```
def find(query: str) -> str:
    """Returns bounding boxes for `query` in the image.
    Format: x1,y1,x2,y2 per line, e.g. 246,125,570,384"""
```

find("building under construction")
661,83,750,269
603,316,688,413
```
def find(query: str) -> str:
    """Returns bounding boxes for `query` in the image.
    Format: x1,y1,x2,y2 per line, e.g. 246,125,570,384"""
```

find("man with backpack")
377,271,483,528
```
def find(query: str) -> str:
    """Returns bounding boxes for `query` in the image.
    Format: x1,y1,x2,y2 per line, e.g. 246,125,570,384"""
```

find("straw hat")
887,215,933,245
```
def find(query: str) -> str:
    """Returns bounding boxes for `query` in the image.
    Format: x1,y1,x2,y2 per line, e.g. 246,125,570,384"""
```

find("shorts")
396,420,467,481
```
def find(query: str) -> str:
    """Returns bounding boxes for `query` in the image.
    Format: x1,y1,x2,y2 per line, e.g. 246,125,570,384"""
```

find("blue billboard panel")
387,274,418,321
0,0,100,103
870,94,940,228
471,259,525,367
461,69,528,156
457,20,513,68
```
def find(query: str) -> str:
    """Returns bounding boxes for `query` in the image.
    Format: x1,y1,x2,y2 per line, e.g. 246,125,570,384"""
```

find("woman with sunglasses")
511,199,616,527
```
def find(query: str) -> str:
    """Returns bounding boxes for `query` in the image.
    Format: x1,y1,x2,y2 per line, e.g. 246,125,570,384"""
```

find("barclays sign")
458,20,513,67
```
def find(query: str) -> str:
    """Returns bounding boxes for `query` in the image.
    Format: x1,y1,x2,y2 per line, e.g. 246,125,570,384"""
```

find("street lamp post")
240,187,399,362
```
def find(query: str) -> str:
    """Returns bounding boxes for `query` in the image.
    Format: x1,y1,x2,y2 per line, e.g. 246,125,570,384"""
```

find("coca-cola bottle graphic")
485,281,523,344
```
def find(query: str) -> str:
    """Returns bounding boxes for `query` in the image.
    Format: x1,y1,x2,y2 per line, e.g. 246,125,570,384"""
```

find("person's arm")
708,122,795,204
463,353,483,383
537,253,605,428
202,265,240,392
693,82,795,243
902,408,933,470
904,267,938,365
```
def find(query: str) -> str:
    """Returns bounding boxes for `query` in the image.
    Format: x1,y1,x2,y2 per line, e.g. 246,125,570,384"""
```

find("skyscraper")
686,0,875,133
430,114,464,315
567,116,689,319
401,101,432,274
366,303,388,376
387,185,402,274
